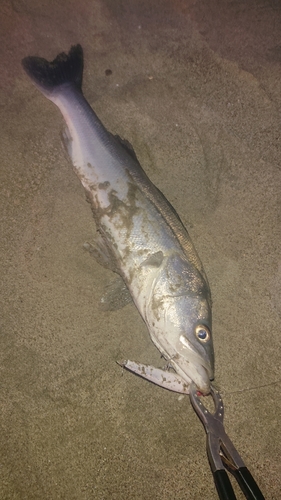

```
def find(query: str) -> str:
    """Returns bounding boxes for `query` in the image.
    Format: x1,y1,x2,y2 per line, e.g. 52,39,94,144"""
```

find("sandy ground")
1,1,280,498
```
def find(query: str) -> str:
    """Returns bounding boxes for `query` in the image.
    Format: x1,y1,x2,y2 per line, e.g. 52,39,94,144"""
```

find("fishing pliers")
189,383,265,500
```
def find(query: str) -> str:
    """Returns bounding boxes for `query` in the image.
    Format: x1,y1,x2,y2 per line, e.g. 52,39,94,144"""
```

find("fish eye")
195,325,210,343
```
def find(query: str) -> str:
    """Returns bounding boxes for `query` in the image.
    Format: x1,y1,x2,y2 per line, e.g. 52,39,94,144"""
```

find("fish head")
146,252,214,395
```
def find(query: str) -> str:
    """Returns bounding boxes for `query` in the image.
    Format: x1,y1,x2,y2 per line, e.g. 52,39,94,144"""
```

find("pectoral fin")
140,251,164,268
100,276,132,311
83,234,132,310
83,233,117,272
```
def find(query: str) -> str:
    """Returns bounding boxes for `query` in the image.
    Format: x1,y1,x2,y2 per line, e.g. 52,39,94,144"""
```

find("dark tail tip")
22,44,84,93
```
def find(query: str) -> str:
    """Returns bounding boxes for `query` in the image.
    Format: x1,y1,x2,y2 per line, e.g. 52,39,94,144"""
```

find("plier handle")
189,383,265,500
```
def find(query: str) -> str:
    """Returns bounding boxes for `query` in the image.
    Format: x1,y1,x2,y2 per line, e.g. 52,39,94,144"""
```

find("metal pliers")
189,383,265,500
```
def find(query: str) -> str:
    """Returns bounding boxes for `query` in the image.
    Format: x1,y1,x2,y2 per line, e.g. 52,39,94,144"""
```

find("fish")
22,45,214,395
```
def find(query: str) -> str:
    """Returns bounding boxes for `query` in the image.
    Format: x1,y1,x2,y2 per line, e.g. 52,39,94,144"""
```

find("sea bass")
22,45,214,395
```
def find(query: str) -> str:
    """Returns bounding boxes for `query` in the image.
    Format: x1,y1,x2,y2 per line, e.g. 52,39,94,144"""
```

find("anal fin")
61,126,73,159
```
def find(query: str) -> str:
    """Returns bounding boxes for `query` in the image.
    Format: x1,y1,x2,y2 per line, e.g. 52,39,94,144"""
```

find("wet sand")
0,1,280,498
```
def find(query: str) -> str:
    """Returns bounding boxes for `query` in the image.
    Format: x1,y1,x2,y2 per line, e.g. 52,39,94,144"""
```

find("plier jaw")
189,382,265,500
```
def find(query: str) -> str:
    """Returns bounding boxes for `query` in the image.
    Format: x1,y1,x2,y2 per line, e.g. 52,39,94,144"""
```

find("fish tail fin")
22,44,83,97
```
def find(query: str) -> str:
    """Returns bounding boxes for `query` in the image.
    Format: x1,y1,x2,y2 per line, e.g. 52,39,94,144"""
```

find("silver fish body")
22,45,214,394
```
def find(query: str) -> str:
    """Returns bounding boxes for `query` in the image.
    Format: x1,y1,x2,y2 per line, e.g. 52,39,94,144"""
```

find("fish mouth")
148,328,214,395
169,357,211,395
190,364,212,395
175,334,213,395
